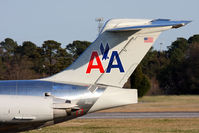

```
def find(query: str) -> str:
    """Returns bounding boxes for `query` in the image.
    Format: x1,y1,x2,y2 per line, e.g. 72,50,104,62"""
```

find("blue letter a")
106,51,125,73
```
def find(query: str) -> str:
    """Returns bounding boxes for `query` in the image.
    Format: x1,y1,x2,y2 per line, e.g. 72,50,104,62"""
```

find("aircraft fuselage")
0,80,105,132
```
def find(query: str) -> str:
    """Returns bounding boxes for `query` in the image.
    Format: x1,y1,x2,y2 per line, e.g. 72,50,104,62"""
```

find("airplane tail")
43,19,190,88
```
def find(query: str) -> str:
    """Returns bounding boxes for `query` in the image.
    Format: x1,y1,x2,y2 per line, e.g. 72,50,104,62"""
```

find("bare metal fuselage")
0,80,105,132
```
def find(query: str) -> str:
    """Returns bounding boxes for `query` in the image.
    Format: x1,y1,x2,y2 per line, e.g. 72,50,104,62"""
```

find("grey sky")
0,0,198,50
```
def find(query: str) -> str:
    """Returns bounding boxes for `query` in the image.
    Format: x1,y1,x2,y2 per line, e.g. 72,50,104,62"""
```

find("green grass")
100,95,199,112
24,118,199,133
139,95,199,103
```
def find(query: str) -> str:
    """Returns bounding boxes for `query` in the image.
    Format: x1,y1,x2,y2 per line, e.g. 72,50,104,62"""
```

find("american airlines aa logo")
86,43,124,73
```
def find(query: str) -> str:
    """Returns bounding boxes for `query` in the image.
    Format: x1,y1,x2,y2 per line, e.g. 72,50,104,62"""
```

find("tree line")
138,34,199,96
0,39,90,79
0,34,199,96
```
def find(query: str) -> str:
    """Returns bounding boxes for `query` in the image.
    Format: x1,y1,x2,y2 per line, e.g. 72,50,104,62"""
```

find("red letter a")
86,51,104,73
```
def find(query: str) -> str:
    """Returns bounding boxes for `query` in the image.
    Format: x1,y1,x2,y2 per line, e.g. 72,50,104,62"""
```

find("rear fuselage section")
0,80,105,132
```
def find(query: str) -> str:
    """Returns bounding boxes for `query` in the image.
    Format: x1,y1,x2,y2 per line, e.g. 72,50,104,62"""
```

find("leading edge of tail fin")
42,19,191,87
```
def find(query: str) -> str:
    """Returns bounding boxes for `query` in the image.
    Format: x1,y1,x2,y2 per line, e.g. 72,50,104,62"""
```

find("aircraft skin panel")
0,18,190,132
0,95,53,122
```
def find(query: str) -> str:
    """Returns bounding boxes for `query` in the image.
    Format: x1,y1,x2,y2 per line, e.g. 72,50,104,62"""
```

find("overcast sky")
0,0,198,50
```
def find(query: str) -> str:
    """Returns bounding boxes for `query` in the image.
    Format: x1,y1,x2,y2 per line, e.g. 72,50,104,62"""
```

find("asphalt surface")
80,112,199,119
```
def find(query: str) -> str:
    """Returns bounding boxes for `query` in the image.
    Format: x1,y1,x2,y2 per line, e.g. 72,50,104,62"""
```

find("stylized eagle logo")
100,43,109,60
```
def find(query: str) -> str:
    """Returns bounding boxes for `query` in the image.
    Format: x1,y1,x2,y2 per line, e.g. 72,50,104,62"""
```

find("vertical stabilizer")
43,19,191,87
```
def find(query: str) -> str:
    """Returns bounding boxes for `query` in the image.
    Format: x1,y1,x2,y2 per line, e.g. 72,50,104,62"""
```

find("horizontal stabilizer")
107,19,191,32
88,87,137,112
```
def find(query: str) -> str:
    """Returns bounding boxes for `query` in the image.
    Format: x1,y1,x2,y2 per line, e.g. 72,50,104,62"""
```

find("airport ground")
100,95,199,112
23,95,199,133
24,118,199,133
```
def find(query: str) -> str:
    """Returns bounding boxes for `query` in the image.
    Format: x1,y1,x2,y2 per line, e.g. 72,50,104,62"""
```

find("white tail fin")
44,19,190,87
